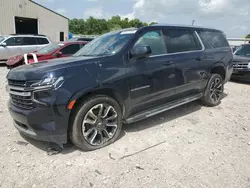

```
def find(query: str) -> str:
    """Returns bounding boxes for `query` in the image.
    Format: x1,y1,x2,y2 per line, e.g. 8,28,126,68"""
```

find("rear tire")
201,74,224,107
69,95,122,151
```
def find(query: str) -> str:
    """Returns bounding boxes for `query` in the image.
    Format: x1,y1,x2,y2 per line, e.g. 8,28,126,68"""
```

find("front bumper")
231,69,250,81
8,100,70,144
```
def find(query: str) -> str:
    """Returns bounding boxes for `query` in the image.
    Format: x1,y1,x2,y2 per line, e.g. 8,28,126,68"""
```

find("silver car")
0,34,51,61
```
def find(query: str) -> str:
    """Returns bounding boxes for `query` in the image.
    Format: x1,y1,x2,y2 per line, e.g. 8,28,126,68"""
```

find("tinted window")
163,29,202,53
234,45,250,57
5,37,23,46
134,30,167,55
69,38,93,42
23,37,37,45
37,37,49,45
197,31,229,49
78,38,93,42
60,44,81,55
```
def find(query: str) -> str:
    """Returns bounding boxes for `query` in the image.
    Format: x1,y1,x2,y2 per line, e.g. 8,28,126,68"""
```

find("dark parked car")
231,44,250,81
6,41,87,67
6,25,233,151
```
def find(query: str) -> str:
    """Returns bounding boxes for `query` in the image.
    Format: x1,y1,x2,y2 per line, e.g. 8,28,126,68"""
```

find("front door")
2,37,23,59
126,30,177,115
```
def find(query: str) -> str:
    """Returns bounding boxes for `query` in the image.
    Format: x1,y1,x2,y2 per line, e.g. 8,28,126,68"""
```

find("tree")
69,16,152,35
246,34,250,38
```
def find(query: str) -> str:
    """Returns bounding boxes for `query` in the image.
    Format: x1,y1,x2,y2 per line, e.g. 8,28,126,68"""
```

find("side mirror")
0,42,7,47
131,45,152,59
53,51,62,57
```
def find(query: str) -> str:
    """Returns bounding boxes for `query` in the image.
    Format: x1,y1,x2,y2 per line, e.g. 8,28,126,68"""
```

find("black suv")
7,25,233,151
231,44,250,81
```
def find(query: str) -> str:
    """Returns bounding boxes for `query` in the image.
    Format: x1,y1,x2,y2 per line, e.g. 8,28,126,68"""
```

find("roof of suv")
147,24,221,32
109,25,222,35
4,34,49,38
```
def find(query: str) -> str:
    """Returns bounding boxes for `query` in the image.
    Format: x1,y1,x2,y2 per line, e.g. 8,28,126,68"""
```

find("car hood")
233,55,250,62
7,56,100,81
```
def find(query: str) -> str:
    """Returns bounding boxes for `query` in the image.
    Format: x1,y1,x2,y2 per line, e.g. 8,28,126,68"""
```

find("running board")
125,93,203,124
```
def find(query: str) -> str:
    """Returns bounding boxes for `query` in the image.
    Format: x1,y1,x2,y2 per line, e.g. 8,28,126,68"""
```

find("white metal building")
0,0,69,42
227,38,250,47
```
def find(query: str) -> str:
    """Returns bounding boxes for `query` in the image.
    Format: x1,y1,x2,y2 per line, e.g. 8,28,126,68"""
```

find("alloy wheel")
82,104,118,146
209,78,223,103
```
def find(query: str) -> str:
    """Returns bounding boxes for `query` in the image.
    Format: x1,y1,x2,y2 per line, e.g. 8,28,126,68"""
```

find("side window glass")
163,29,202,54
60,44,80,55
134,30,167,55
37,37,49,45
23,37,37,45
197,31,229,48
5,37,23,46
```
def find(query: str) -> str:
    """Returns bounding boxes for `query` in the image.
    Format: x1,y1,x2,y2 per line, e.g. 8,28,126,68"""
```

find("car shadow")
123,101,202,133
19,95,228,154
230,79,250,85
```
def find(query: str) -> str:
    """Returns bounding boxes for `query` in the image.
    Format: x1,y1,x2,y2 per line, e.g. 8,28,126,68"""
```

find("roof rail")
9,34,47,37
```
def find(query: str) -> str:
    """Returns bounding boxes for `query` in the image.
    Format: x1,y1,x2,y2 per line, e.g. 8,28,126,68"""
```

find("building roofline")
30,0,69,20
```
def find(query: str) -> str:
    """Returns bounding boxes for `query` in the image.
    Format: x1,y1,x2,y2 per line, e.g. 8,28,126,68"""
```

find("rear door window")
163,29,202,54
23,37,37,45
197,30,229,49
36,37,49,45
60,44,81,55
134,30,167,55
5,37,23,46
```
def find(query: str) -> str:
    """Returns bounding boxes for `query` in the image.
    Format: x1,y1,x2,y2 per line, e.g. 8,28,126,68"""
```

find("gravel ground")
0,67,250,188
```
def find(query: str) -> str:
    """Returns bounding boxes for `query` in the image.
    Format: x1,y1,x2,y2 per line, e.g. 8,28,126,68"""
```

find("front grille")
8,79,35,110
233,62,249,70
8,80,26,87
8,80,37,87
10,94,34,110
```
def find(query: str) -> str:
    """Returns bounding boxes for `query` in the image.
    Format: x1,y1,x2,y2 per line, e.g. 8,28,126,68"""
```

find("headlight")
248,62,250,69
31,76,64,90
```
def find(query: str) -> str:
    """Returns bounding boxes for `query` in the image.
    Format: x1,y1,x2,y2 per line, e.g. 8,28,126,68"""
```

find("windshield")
74,31,136,57
234,45,250,57
37,43,64,54
0,36,6,43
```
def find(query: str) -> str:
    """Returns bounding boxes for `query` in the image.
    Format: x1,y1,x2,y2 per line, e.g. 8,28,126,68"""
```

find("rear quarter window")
197,30,229,49
36,37,49,45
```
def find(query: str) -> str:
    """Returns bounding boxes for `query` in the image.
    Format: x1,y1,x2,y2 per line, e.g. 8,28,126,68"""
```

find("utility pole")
192,20,195,26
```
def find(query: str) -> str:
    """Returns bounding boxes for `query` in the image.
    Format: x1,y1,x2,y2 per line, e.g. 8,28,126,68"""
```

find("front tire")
201,74,224,107
69,95,122,151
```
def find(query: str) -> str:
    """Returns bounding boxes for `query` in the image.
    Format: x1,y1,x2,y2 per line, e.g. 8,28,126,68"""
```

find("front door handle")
163,61,173,66
195,57,202,61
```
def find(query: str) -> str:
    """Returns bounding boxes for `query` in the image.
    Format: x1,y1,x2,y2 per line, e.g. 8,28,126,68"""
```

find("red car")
6,41,88,67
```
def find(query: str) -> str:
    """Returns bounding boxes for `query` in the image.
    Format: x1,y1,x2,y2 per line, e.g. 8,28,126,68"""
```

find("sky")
34,0,250,38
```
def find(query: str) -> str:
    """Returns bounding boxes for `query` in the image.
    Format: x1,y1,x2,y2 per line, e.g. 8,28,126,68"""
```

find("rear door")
59,44,81,57
163,28,207,98
21,37,38,53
